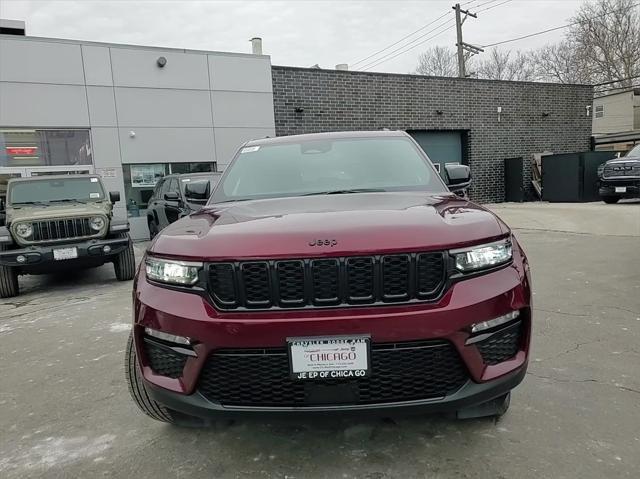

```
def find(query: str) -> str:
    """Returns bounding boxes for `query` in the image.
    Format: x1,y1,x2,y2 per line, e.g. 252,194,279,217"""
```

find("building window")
595,105,605,118
0,129,92,167
122,162,216,217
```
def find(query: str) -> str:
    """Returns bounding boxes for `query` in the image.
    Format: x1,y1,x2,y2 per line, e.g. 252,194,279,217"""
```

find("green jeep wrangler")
0,175,136,298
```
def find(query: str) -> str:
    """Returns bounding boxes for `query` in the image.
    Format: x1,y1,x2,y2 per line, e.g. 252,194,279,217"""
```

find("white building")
0,23,275,239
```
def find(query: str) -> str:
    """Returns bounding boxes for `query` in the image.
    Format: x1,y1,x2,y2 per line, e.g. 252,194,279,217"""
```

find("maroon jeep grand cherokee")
126,131,531,424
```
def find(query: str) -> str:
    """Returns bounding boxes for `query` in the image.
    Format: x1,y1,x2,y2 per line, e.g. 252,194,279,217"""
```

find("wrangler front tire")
114,234,136,281
0,245,19,298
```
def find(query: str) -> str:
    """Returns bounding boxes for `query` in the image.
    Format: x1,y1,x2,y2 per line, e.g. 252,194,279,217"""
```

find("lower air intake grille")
143,339,188,379
476,321,522,365
197,340,468,407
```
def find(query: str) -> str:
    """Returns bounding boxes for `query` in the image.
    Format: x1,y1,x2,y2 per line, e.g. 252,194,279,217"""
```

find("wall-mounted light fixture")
294,107,305,113
542,111,550,117
436,109,443,115
157,56,167,68
586,105,592,117
129,130,136,138
497,106,502,123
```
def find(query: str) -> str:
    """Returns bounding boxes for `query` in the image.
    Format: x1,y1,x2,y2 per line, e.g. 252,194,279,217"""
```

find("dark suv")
598,144,640,203
126,131,531,425
146,172,222,237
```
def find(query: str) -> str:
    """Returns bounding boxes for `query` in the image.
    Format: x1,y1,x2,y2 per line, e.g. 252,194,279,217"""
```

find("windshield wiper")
11,201,50,207
301,188,386,196
49,198,89,204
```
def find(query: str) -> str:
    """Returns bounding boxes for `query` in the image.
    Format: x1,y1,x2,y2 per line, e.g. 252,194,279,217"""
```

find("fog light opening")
103,245,112,254
144,327,191,345
471,310,520,334
16,255,27,263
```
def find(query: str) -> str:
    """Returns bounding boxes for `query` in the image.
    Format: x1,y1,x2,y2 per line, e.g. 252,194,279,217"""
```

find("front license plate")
615,186,627,193
288,335,370,380
53,247,78,261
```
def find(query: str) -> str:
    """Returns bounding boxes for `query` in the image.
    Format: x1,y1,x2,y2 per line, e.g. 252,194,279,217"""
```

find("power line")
593,74,640,87
480,1,640,48
359,19,457,71
357,0,512,72
348,0,483,69
596,83,640,93
349,11,452,68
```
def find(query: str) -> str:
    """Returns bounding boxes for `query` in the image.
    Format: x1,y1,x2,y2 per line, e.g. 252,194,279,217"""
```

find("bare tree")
414,46,458,77
534,41,592,84
568,0,640,86
475,48,538,81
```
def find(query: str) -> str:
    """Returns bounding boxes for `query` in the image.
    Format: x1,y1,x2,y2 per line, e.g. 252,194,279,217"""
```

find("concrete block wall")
272,66,593,203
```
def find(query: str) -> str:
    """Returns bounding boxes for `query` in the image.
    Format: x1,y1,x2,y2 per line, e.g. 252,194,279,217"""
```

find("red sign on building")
6,146,38,156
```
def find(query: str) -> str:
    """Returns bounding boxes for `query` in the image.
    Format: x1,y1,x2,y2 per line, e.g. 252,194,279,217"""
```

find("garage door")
409,131,463,179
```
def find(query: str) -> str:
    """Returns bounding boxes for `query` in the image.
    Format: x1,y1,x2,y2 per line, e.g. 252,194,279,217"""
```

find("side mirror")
444,164,471,194
184,182,209,201
164,191,180,202
109,191,121,203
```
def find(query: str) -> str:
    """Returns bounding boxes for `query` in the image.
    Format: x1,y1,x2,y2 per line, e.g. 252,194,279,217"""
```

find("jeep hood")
150,192,509,260
7,202,111,224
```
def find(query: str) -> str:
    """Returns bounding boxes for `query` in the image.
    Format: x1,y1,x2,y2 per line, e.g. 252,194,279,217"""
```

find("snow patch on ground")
0,434,116,472
109,323,131,333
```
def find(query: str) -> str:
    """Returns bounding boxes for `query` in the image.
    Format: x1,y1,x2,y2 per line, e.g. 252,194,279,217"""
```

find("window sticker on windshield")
90,192,100,199
90,178,98,182
241,146,260,153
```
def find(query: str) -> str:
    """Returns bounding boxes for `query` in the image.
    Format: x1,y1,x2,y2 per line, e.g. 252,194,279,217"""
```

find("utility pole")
453,3,483,78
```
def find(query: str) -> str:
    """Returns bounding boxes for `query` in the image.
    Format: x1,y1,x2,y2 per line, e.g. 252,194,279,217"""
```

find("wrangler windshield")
9,177,105,205
210,137,446,203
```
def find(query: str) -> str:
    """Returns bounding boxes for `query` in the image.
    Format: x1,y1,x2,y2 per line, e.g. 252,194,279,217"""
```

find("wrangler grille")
21,216,103,243
207,252,446,310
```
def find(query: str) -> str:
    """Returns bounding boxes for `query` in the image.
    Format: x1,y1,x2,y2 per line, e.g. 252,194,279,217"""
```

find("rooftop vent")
250,37,262,55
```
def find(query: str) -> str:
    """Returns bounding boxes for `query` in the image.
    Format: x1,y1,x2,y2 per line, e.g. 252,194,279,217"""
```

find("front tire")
114,234,135,281
602,196,620,204
125,332,176,423
0,245,19,298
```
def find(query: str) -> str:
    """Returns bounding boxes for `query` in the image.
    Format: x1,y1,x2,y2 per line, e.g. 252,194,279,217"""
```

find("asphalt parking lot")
1,201,639,479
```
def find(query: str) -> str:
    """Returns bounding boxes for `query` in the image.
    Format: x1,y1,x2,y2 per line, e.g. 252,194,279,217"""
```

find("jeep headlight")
90,216,105,231
452,238,512,272
145,257,202,285
15,223,33,239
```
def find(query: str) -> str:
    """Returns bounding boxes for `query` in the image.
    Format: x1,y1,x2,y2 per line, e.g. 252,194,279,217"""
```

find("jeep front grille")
28,217,100,242
207,252,446,310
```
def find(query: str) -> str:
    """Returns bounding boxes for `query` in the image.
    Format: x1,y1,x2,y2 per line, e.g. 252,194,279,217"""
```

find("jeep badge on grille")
309,239,338,247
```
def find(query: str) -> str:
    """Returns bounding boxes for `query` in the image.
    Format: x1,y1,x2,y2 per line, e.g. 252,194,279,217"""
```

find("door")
504,157,524,202
0,168,28,226
408,131,463,180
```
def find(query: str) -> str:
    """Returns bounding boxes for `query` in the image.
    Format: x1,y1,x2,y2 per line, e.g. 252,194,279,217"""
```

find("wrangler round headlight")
90,216,105,231
451,238,512,272
145,257,202,285
15,223,33,238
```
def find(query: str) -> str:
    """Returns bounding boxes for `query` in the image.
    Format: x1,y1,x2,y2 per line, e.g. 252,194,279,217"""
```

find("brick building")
272,66,593,203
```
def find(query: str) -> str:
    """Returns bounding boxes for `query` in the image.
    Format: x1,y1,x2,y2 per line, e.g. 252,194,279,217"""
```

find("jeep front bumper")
0,236,129,267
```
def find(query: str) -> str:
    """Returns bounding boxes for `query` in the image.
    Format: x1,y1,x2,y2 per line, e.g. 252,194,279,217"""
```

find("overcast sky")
2,0,584,73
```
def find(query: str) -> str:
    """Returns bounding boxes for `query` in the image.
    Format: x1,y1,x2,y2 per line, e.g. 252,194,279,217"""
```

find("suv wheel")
0,245,19,298
125,332,177,424
602,196,620,204
114,233,136,281
125,332,212,427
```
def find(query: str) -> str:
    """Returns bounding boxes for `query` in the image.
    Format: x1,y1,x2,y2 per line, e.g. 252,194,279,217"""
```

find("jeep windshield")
8,177,105,205
210,136,446,204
